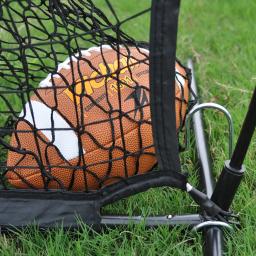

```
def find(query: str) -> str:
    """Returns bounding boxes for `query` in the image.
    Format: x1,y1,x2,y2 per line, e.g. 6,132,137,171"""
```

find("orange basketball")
6,46,190,191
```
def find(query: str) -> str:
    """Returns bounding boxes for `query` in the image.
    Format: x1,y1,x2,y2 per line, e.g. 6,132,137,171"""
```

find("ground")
0,0,255,255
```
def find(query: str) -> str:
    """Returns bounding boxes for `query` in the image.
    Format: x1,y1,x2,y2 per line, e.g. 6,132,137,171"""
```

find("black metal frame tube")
101,214,202,227
230,88,256,170
188,59,224,256
211,88,256,210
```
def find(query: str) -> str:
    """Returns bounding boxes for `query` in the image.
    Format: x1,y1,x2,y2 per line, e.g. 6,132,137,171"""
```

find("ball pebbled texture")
6,46,190,191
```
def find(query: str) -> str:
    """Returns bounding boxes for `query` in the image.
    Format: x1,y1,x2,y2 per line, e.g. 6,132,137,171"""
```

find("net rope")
0,0,191,191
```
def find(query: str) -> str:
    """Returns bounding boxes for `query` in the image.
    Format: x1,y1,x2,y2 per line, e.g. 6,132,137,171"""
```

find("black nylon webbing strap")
149,0,183,175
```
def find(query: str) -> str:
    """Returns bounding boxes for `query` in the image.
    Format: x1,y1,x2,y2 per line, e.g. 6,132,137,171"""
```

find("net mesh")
0,0,191,192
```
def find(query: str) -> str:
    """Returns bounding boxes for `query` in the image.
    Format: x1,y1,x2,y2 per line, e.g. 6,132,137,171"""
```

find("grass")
0,0,256,255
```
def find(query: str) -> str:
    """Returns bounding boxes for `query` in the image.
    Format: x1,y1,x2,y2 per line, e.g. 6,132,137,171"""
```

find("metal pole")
211,88,256,210
187,59,224,256
101,214,202,227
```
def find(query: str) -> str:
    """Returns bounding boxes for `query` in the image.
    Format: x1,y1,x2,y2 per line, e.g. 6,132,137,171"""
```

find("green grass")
0,0,256,255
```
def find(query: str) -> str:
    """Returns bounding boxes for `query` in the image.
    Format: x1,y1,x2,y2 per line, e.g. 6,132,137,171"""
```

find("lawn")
0,0,256,255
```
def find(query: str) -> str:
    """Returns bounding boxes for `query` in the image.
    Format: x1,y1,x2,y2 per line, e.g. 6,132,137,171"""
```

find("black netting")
0,0,191,192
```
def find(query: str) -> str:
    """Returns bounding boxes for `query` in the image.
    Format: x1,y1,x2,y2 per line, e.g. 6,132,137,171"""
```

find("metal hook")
192,220,233,232
184,103,234,158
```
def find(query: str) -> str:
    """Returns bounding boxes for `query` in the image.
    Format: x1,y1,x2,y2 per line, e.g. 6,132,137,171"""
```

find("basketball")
6,46,190,191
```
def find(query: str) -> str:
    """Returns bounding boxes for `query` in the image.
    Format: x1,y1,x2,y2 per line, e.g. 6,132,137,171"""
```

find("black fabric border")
149,0,184,174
